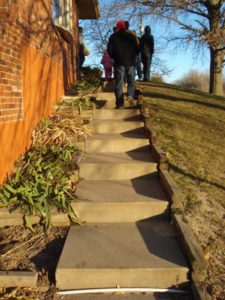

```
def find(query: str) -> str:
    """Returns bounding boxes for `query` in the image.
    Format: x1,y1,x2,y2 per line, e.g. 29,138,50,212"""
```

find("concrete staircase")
56,88,190,299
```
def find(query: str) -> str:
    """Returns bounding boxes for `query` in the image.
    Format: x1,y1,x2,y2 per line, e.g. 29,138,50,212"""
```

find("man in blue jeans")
107,21,139,109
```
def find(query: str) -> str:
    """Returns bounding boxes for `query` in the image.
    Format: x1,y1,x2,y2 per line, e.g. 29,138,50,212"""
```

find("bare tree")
81,1,121,61
175,69,209,92
123,0,225,95
81,0,171,77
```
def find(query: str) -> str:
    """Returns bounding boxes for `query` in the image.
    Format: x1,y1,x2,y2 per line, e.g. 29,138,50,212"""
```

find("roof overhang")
77,0,100,19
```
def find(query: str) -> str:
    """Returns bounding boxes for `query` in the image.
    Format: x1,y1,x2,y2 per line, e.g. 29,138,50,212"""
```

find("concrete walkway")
56,85,190,299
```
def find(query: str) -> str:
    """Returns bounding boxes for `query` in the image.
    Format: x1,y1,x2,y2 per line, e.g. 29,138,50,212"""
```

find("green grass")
140,82,225,212
139,82,225,298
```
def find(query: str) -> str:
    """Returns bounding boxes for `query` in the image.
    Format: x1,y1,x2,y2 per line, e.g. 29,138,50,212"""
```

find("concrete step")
60,292,192,300
95,91,115,109
56,221,189,290
95,99,136,109
97,92,116,102
79,151,157,180
94,109,140,120
95,99,115,109
73,174,168,222
86,134,149,153
93,119,144,134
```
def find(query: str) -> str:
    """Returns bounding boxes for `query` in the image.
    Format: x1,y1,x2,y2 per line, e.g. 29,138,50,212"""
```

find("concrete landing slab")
86,134,149,153
79,151,157,180
93,119,144,134
56,222,189,290
73,175,168,222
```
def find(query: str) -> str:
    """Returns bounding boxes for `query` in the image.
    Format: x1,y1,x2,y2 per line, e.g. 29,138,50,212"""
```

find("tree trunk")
209,47,224,96
207,1,224,96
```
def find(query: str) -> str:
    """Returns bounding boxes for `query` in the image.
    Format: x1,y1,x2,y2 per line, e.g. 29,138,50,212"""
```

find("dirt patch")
0,225,68,299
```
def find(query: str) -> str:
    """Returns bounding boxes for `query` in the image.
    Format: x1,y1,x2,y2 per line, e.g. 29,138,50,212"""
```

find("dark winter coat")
139,32,154,58
107,29,139,66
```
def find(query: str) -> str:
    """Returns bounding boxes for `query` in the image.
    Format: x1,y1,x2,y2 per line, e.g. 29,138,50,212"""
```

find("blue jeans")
135,55,142,80
114,66,136,108
141,55,152,81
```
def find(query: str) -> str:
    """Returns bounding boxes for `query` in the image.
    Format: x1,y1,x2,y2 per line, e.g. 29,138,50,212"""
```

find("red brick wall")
0,0,23,123
0,0,78,182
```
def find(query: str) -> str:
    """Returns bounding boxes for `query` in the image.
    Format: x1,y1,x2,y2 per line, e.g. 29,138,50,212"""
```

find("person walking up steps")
140,25,154,82
107,20,139,109
101,50,113,81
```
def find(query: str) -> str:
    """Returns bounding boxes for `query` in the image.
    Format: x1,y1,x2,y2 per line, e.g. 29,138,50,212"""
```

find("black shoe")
115,106,123,109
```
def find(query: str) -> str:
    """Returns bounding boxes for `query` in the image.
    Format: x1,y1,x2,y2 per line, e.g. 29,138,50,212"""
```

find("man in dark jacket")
139,26,154,82
107,21,139,108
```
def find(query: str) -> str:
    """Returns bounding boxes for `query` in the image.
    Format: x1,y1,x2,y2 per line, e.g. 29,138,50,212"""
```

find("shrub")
72,67,102,92
175,70,209,92
81,66,103,80
151,75,165,83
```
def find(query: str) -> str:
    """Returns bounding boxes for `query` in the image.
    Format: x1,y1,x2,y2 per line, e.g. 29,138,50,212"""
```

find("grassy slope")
139,82,225,300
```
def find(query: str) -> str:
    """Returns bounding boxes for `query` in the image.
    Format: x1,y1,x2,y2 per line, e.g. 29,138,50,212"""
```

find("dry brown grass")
139,81,225,300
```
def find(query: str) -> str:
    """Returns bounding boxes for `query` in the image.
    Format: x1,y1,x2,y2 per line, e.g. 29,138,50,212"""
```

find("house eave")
77,0,100,19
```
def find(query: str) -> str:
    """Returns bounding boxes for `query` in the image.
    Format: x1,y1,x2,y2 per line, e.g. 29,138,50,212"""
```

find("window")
52,0,73,32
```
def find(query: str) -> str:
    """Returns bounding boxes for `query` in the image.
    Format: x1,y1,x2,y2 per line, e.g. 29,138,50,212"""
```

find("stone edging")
0,208,71,227
0,271,38,289
142,109,211,300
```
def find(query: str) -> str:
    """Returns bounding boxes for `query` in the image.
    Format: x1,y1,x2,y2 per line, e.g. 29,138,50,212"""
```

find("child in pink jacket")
101,50,113,81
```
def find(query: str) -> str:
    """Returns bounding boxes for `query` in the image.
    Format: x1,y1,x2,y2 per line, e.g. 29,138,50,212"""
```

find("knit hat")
116,21,126,30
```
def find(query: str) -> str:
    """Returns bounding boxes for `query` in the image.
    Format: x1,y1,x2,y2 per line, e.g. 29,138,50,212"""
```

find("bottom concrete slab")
56,221,189,290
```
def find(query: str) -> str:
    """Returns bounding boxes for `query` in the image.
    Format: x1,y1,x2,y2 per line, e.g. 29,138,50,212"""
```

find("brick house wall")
0,0,79,183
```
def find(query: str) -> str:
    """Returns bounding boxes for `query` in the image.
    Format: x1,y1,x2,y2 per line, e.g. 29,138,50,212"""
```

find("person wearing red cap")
107,20,139,109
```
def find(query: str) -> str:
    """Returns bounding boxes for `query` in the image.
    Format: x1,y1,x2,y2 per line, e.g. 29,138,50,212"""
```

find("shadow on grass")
143,92,225,111
170,163,225,192
140,81,225,101
149,105,220,129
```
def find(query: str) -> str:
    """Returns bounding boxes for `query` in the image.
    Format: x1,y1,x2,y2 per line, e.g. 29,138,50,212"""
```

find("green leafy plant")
60,96,96,112
71,66,102,92
0,145,81,231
